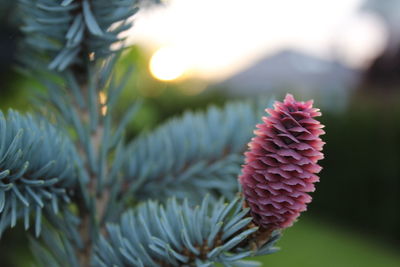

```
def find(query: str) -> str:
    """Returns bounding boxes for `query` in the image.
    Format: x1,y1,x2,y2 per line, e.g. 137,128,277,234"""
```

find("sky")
128,0,387,81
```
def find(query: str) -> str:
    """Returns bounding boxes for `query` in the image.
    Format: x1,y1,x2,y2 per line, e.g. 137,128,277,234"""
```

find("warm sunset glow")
130,0,386,81
149,47,188,81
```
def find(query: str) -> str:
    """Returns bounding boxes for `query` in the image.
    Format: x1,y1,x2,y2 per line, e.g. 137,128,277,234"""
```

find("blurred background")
1,0,400,266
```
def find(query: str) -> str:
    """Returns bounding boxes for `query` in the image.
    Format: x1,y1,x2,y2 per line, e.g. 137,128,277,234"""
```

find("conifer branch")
19,0,140,72
0,111,78,236
94,196,280,267
3,0,327,266
120,101,269,203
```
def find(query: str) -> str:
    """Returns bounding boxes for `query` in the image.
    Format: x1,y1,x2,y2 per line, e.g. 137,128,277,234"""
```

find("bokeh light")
149,46,188,81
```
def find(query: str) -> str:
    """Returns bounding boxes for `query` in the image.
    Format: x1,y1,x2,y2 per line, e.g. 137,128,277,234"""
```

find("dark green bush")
313,93,400,243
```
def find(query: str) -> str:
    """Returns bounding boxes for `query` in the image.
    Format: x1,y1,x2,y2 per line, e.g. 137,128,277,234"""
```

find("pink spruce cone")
239,94,325,230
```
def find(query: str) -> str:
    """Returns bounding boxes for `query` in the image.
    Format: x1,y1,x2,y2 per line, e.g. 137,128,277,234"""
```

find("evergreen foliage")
0,0,324,266
19,0,140,71
121,102,266,202
94,196,280,267
0,111,77,236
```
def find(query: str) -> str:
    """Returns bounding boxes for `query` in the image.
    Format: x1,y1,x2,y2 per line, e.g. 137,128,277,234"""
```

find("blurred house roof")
216,49,360,111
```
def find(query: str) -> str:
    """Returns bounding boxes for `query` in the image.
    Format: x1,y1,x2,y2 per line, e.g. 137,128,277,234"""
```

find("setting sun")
149,47,188,81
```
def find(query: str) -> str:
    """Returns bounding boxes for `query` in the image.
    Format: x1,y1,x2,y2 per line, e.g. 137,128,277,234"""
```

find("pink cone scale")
239,94,325,230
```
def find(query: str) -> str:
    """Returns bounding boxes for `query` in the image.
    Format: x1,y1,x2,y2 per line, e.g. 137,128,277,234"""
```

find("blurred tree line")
313,93,400,246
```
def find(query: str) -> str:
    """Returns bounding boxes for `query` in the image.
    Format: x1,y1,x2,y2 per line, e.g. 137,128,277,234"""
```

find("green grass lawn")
254,217,400,267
